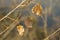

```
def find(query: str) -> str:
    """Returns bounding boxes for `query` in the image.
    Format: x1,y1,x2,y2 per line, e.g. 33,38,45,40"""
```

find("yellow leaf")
32,3,43,16
17,25,24,36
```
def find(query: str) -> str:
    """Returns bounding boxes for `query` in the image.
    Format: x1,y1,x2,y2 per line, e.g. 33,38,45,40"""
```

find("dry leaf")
17,25,24,36
32,3,43,16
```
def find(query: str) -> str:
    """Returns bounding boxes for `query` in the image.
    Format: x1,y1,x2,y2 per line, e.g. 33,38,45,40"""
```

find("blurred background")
0,0,60,40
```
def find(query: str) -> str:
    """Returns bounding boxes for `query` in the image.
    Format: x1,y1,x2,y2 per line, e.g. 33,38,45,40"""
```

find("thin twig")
43,28,60,40
0,0,31,22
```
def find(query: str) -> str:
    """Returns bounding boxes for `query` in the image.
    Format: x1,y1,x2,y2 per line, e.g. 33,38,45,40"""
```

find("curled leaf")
32,3,43,16
17,25,24,36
